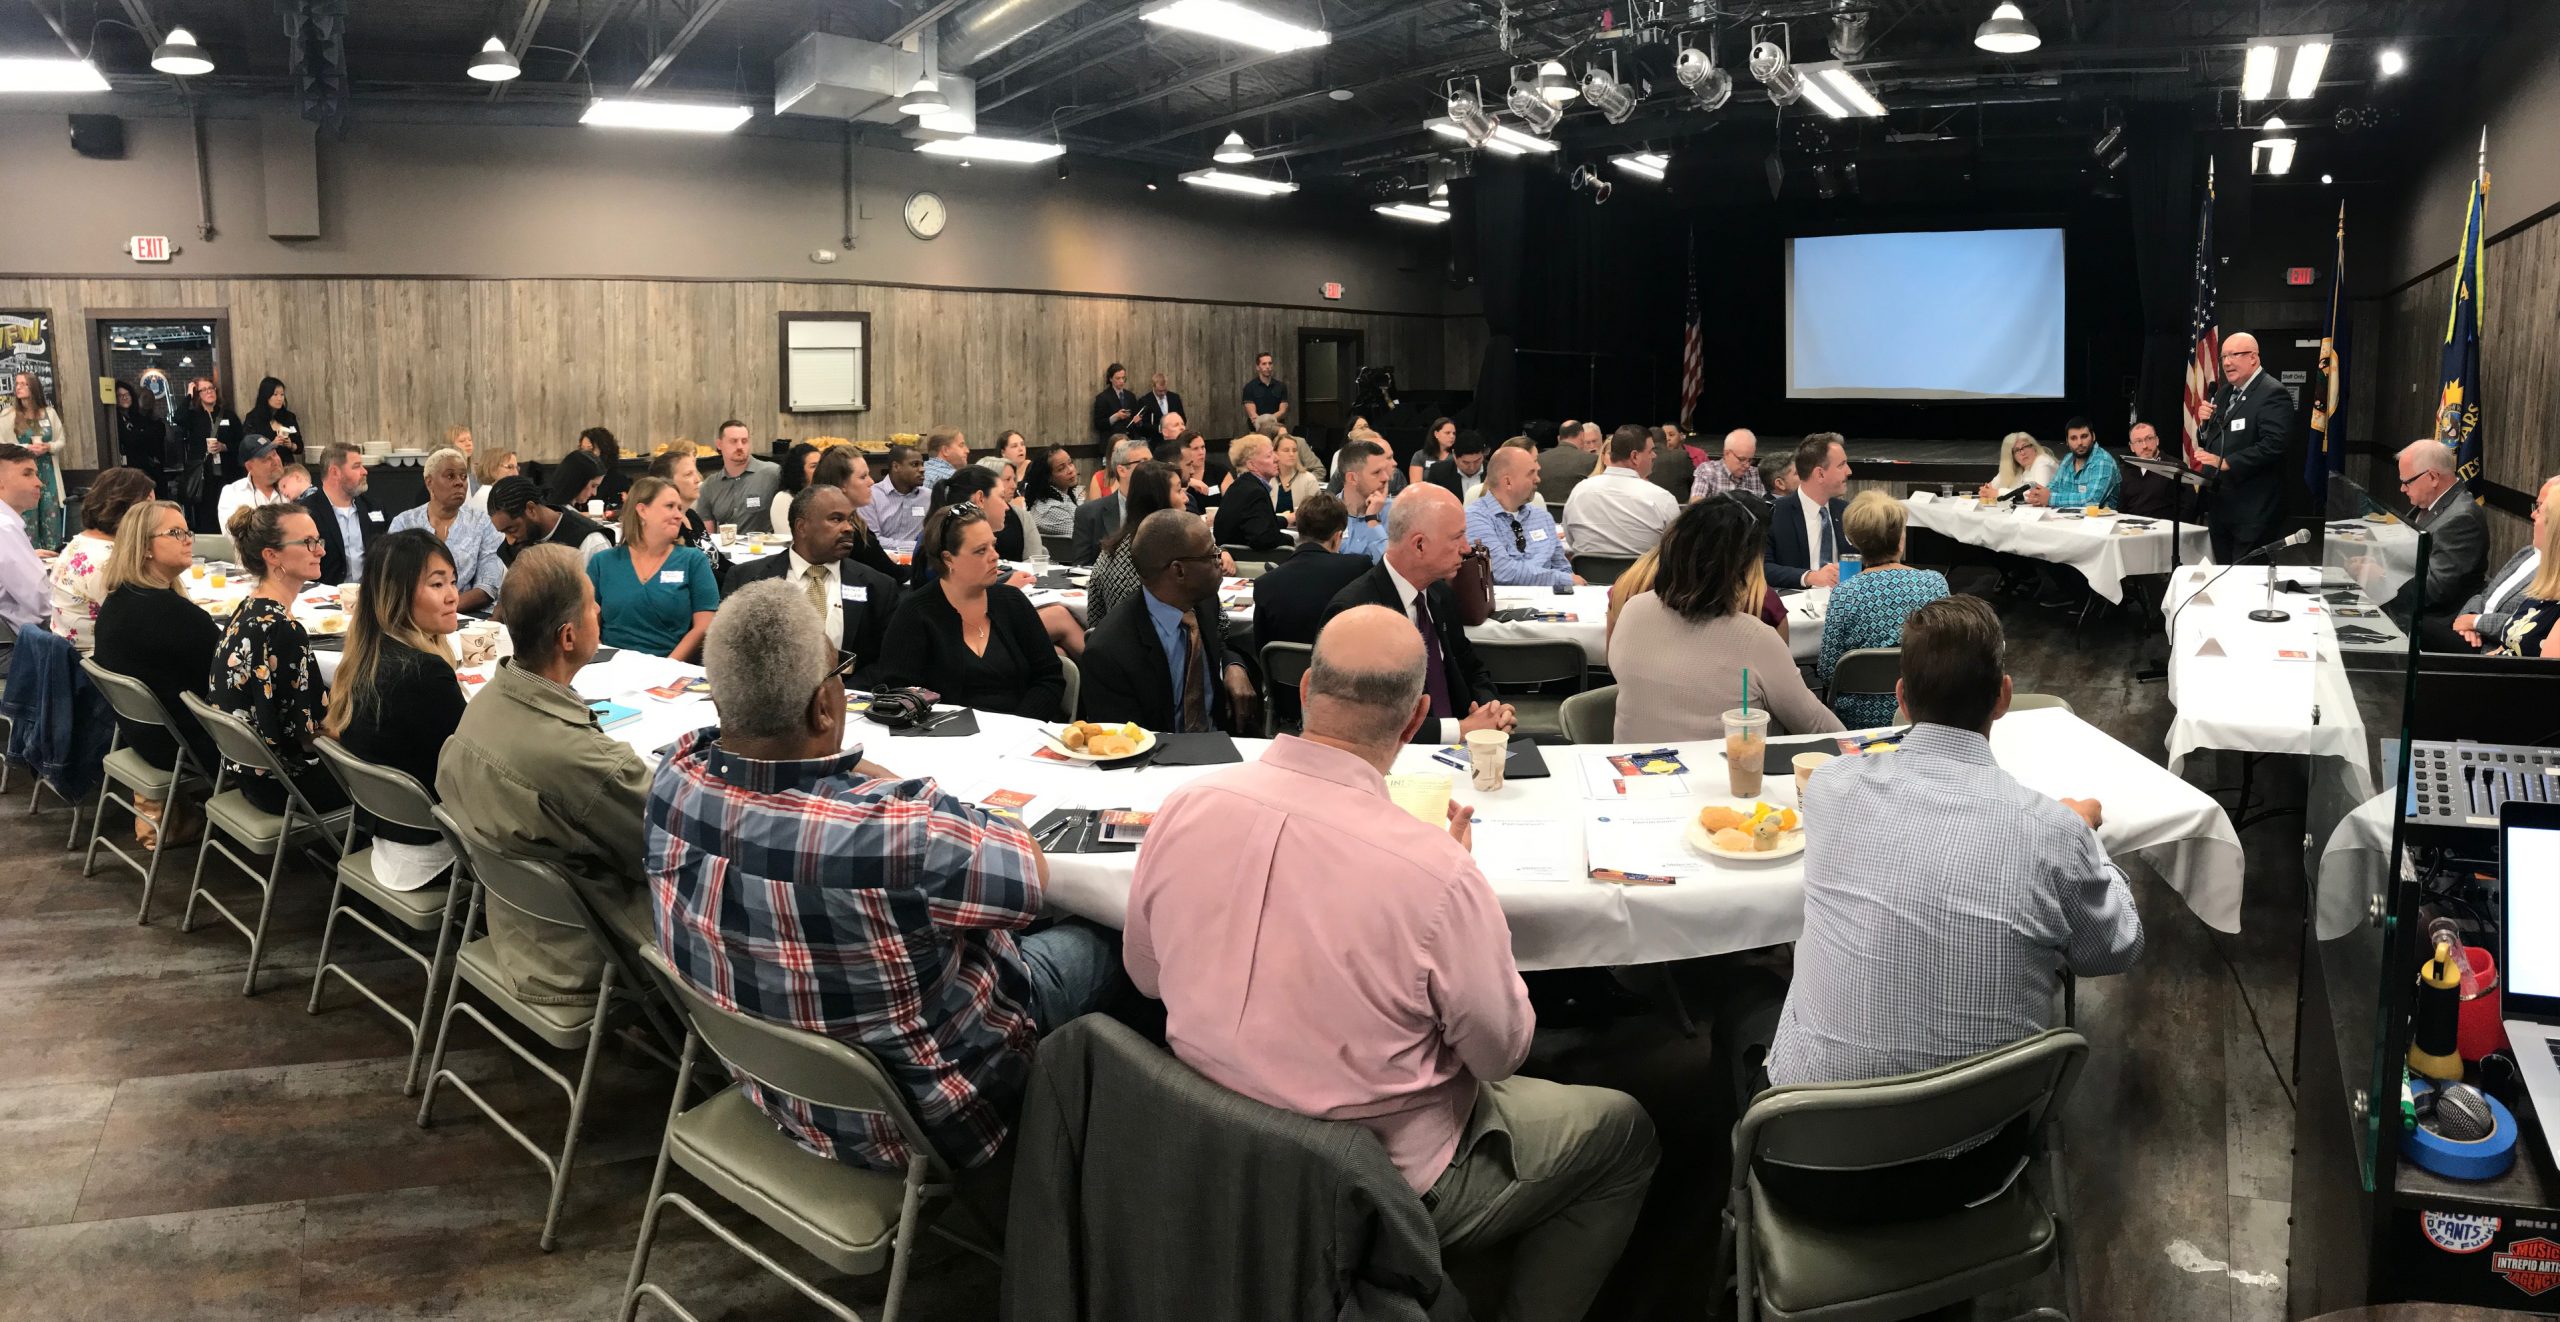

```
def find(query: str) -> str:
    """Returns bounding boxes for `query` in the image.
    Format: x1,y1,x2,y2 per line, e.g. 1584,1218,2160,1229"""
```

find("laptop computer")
2498,800,2560,1163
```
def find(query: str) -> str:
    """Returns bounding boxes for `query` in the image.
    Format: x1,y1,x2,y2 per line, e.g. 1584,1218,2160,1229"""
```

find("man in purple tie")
1321,483,1514,744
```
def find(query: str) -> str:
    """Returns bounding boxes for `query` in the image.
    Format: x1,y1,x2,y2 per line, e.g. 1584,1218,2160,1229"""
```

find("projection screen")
1785,227,2067,400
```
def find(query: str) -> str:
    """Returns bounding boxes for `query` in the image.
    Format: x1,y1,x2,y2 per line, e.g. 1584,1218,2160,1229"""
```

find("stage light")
2251,117,2295,175
2286,41,2329,99
1534,59,1577,104
1141,0,1329,54
1429,182,1450,209
1611,151,1668,182
898,76,948,115
0,56,112,93
152,27,215,77
1444,79,1498,147
2377,47,2406,78
1213,130,1254,163
1144,175,1160,191
2320,172,2333,184
1675,37,1734,112
915,134,1067,163
1973,3,2040,55
1179,167,1299,196
1580,55,1638,126
1793,61,1885,117
1829,11,1871,61
1505,66,1564,134
1749,32,1802,107
1374,202,1450,225
581,98,752,131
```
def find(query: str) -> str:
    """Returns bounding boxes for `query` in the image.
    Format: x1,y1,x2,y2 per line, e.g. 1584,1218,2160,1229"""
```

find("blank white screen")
1786,228,2067,400
2509,827,2560,999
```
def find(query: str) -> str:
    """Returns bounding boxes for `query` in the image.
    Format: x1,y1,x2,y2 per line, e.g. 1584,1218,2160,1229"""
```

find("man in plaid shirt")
651,583,1119,1171
2026,417,2122,511
1686,428,1765,502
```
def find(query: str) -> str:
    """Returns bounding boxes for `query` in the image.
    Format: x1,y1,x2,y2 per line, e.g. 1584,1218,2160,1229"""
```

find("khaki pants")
1424,1076,1659,1322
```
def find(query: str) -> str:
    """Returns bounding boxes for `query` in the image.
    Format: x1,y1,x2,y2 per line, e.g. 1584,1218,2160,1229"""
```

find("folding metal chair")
621,946,1000,1322
79,660,211,923
309,741,474,1096
1570,553,1639,587
1258,640,1313,736
1475,637,1589,740
1723,1029,2087,1322
417,808,658,1251
175,692,354,996
1559,683,1619,744
1824,647,1903,706
1057,654,1081,722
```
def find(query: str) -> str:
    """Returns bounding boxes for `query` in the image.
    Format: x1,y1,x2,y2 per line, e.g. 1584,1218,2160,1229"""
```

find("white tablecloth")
2160,564,2380,795
1904,493,2209,604
495,655,2248,964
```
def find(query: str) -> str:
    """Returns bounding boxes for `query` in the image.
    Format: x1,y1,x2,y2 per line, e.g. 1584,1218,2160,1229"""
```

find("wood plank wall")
2368,209,2560,566
0,276,1486,471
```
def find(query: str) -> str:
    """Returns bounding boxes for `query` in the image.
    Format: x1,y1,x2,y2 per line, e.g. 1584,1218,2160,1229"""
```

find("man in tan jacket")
436,542,652,1005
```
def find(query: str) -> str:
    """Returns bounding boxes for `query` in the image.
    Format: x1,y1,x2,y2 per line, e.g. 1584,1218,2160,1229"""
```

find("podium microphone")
2168,527,2310,641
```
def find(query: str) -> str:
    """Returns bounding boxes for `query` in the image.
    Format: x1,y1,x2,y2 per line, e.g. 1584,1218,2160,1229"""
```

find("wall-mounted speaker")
68,114,126,159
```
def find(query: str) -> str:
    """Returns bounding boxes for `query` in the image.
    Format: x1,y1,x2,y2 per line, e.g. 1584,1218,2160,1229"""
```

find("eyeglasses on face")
286,536,327,551
153,527,196,541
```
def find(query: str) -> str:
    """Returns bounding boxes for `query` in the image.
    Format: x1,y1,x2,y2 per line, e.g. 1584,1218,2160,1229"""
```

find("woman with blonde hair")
49,467,158,654
2487,500,2560,658
584,475,719,660
467,443,517,514
1978,432,2057,501
325,529,466,890
444,424,474,461
1273,430,1324,510
1817,491,1950,727
93,499,222,800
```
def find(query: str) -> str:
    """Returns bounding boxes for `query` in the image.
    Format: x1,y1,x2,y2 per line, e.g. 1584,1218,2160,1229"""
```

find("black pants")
1752,1116,2036,1227
2208,520,2275,566
241,760,349,818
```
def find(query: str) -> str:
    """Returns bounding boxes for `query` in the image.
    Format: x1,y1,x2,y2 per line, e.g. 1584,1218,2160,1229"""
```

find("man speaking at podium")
2192,331,2294,563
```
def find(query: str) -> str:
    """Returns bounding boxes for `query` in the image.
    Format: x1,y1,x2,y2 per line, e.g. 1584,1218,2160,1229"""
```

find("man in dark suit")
1131,371,1187,441
300,442,384,586
1078,511,1253,733
1647,425,1697,504
2194,331,2297,563
1320,484,1514,744
2378,439,2490,650
1091,363,1140,443
1252,492,1369,728
1424,431,1490,501
1763,432,1852,590
725,484,901,675
1068,438,1152,565
1213,434,1291,551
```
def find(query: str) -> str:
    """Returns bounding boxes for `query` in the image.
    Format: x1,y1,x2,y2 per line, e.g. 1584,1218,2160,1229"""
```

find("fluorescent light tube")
1179,167,1299,196
0,56,112,94
915,135,1066,163
2286,41,2329,99
1796,79,1848,118
582,98,752,131
1611,152,1668,181
1487,124,1558,154
2240,43,2278,100
1374,202,1450,224
1142,0,1328,54
1815,66,1887,117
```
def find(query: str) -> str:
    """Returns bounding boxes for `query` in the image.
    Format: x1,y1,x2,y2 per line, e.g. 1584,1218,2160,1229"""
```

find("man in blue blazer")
1763,432,1853,590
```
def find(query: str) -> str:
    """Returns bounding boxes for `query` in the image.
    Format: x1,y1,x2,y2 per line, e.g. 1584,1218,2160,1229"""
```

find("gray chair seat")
202,788,351,852
453,938,600,1047
102,747,179,798
1750,1174,2056,1318
670,1086,910,1274
335,847,452,928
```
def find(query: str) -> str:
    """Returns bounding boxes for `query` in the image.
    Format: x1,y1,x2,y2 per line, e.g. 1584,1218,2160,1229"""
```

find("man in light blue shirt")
1466,447,1578,587
867,444,932,550
1337,439,1395,563
2029,418,2122,510
919,424,968,494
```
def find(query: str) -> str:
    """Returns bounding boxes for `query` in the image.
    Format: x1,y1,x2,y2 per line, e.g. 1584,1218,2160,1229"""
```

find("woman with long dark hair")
1607,495,1841,741
576,426,630,508
811,446,902,582
4,371,67,549
113,380,169,494
545,448,605,514
874,503,1067,720
241,376,304,463
769,441,820,535
1022,445,1080,541
1085,460,1185,630
324,529,467,890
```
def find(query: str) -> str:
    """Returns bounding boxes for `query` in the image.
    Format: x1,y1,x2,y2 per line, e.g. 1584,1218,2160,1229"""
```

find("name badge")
745,495,762,508
2227,415,2246,432
366,509,384,522
1528,529,1550,542
842,584,870,604
659,570,686,584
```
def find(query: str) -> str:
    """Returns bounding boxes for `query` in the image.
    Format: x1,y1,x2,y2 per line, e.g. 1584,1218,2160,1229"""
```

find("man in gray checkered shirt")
1762,595,2143,1219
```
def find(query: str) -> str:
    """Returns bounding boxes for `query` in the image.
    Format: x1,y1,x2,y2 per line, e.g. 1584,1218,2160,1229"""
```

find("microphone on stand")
2168,527,2310,640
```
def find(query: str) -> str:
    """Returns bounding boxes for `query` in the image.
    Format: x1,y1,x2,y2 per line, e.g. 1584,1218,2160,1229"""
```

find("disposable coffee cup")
1792,751,1834,806
587,499,605,516
1464,728,1509,792
1724,708,1771,798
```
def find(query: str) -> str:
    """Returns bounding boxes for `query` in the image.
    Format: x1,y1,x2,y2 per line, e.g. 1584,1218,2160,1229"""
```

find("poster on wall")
0,310,56,403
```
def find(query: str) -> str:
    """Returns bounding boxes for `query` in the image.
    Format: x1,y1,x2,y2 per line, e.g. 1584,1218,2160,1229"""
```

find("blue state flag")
2437,177,2485,492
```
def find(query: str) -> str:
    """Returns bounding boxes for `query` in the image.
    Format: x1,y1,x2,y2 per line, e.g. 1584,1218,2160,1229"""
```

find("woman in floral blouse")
208,502,347,815
47,467,157,655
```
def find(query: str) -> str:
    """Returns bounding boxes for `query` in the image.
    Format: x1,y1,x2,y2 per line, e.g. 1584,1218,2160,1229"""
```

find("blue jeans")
1018,921,1121,1033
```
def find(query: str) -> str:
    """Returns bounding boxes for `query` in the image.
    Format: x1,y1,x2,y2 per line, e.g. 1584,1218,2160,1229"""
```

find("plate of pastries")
1045,720,1157,762
1686,801,1806,861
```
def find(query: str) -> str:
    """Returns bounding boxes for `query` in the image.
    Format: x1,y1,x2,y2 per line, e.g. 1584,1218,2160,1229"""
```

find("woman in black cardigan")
874,504,1066,721
92,499,221,774
324,530,468,890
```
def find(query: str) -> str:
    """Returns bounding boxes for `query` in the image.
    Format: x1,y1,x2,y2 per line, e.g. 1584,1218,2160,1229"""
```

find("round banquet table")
464,649,2250,969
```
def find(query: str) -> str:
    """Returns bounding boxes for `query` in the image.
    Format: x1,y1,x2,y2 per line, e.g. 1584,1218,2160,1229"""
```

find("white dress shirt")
788,550,844,649
215,477,291,530
1384,560,1463,745
1798,489,1839,567
1559,464,1679,558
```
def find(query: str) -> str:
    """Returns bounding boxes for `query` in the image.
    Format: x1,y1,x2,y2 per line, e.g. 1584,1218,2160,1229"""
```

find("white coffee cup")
587,499,605,516
1464,728,1509,792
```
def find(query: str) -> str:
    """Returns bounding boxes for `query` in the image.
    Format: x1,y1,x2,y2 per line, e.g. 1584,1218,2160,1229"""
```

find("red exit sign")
1320,282,1344,301
2285,267,2317,286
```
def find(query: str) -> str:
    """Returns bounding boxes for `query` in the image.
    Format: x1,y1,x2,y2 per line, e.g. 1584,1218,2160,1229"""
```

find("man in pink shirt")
1127,605,1657,1322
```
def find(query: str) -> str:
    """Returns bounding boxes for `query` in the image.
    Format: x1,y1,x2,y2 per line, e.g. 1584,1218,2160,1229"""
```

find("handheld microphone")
2166,527,2309,641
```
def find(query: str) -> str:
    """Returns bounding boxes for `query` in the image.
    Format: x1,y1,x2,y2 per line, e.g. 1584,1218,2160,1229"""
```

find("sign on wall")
0,310,58,404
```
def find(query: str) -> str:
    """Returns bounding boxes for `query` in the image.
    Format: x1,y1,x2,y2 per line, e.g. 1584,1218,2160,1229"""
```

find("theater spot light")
2377,47,2406,78
1580,54,1638,126
1534,59,1578,105
1674,35,1733,112
1444,78,1498,147
1749,27,1803,107
1505,65,1564,134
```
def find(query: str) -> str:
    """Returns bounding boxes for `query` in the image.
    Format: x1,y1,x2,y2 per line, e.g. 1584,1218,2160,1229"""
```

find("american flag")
1679,229,1704,431
2180,161,2220,472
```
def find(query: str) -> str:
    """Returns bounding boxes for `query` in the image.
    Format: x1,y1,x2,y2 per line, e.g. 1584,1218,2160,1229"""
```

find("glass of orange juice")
209,569,227,589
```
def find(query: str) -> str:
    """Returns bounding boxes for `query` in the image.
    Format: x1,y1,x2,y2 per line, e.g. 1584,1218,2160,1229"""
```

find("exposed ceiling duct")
776,32,978,130
938,0,1091,71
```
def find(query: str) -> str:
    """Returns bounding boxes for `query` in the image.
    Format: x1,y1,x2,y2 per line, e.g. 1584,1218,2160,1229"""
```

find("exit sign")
129,235,171,262
1320,282,1344,301
2285,266,2317,286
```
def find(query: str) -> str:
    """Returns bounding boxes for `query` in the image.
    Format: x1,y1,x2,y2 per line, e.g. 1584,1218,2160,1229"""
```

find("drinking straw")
1741,668,1751,717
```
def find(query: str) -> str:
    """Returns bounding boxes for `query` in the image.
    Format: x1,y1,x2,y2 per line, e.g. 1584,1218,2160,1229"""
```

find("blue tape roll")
2404,1079,2521,1181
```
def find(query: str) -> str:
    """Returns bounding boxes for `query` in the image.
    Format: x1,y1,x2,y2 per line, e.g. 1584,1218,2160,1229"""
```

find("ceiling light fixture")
1213,130,1254,164
1488,124,1559,155
1374,202,1450,224
1674,34,1733,112
2251,116,2295,175
2240,43,2278,100
1792,61,1886,117
2285,40,2330,99
1505,64,1563,134
1973,2,2041,55
467,36,520,81
1611,151,1668,182
1580,54,1638,125
0,56,113,94
1429,181,1450,209
1179,167,1300,196
898,76,948,115
1141,0,1329,54
1829,11,1871,61
1534,59,1578,105
2376,47,2406,78
583,98,753,131
151,27,214,76
2239,34,2334,102
915,134,1067,163
1748,26,1802,107
2321,172,2334,184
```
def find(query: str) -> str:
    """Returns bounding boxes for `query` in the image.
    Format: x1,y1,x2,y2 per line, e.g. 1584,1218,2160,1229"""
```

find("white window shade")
780,314,869,413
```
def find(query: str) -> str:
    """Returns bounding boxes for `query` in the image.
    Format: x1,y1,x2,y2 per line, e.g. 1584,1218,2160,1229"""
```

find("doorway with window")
89,311,228,503
1296,328,1365,462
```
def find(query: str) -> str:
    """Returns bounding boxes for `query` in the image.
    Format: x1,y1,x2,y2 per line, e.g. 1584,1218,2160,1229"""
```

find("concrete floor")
0,588,2306,1321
